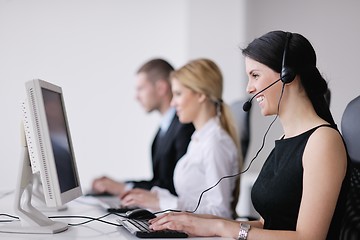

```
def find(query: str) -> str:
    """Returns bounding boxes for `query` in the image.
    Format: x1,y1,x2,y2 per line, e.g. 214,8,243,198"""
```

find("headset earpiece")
280,32,296,84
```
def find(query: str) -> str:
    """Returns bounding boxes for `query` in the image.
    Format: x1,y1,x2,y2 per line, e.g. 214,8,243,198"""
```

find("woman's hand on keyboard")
121,188,160,211
149,211,238,238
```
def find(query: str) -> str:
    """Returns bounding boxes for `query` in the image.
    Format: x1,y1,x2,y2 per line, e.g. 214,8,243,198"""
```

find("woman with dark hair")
149,31,350,240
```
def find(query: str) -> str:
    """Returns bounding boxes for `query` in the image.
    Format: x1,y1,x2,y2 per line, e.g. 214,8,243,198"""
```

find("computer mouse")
125,208,156,220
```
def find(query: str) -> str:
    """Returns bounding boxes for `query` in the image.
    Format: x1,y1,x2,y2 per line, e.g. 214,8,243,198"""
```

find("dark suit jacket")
130,114,194,195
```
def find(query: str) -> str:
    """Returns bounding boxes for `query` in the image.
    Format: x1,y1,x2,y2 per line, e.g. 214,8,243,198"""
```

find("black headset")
280,32,296,84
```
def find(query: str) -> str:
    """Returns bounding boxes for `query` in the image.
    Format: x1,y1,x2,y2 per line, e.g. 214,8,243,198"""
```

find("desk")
0,192,228,240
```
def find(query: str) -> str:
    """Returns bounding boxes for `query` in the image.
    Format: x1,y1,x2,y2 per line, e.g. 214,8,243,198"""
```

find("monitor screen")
42,88,79,193
22,79,82,207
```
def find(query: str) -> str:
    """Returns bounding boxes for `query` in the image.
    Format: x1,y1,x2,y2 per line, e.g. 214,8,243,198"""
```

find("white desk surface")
0,192,228,240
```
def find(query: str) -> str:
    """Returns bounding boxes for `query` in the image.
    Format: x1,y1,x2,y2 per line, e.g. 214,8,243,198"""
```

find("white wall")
187,0,247,99
0,0,186,191
0,0,243,191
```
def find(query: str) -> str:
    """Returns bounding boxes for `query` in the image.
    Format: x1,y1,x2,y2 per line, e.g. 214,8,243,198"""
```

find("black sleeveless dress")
251,124,350,239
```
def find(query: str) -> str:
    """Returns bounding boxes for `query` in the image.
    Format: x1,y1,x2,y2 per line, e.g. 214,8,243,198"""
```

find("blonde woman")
121,58,242,219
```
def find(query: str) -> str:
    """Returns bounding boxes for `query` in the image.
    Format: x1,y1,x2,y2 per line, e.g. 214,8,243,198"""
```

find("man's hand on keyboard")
92,176,126,195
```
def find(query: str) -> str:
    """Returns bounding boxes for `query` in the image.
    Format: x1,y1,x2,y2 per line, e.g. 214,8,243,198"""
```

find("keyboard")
107,206,138,213
85,194,138,213
119,218,188,238
97,196,139,213
96,195,121,208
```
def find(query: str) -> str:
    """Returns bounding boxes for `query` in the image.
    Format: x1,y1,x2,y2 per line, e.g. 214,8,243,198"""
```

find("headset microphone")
242,78,282,112
243,32,295,113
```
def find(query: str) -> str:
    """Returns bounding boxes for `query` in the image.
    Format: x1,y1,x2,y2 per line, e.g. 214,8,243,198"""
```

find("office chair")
340,95,360,239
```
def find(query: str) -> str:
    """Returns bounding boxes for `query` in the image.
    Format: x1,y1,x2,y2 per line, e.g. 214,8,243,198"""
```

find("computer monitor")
0,79,82,234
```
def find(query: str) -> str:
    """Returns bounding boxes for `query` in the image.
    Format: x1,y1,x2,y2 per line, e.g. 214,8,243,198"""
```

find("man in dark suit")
92,59,194,196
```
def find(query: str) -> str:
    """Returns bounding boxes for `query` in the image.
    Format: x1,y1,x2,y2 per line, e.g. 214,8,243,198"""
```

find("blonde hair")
171,58,240,149
171,58,242,217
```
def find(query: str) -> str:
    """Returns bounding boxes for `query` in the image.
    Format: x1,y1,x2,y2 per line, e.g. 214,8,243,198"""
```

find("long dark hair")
242,30,335,126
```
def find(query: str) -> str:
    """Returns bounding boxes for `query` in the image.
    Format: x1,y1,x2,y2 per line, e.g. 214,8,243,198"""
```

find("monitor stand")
32,174,68,212
0,145,68,234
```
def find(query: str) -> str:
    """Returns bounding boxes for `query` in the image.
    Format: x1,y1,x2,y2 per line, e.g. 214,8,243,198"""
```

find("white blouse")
151,118,239,218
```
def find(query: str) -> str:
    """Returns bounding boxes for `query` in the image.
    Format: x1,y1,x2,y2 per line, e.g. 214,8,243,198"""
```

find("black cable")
154,83,286,216
187,115,279,214
0,213,19,223
0,212,122,227
50,213,121,227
